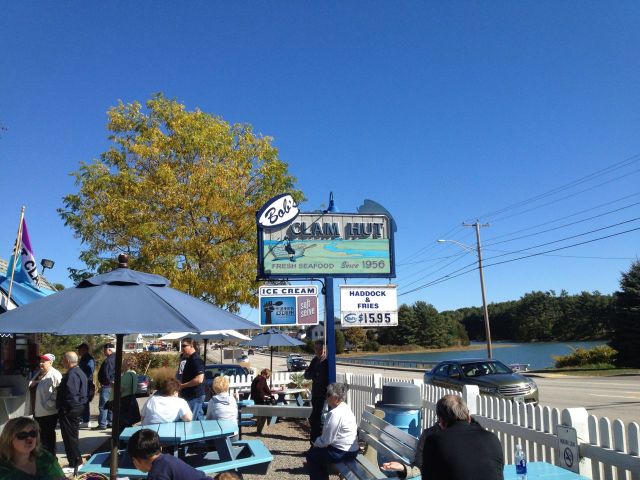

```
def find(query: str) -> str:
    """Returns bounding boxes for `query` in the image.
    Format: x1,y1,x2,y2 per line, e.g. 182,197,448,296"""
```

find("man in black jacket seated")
382,394,503,480
57,351,88,471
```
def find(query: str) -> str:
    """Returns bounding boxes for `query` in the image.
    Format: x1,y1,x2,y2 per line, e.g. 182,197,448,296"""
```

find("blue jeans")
186,395,205,421
97,386,112,427
306,445,358,480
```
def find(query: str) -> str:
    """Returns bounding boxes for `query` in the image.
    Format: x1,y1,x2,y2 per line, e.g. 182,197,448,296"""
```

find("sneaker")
92,425,107,431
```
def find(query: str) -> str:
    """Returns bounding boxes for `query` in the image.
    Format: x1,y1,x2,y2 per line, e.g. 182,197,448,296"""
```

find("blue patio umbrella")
0,256,258,479
248,328,305,386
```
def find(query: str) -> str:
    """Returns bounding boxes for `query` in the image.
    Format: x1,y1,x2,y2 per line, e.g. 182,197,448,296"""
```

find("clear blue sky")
1,2,639,323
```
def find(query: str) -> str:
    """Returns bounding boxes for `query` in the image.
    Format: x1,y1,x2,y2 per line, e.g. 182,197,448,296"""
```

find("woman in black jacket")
250,369,272,434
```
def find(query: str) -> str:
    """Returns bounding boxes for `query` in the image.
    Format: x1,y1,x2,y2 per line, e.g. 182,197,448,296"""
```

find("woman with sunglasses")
0,416,65,479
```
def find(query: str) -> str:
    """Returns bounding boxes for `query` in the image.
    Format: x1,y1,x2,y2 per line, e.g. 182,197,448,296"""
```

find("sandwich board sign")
340,285,398,327
258,285,319,326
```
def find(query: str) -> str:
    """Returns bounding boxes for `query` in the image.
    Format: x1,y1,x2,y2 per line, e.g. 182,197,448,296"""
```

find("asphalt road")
247,352,640,425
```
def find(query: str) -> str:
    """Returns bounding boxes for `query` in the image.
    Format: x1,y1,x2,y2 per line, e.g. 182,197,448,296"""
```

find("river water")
344,340,607,370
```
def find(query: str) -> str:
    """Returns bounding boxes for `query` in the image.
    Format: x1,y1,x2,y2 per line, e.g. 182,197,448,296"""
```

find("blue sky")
1,2,639,324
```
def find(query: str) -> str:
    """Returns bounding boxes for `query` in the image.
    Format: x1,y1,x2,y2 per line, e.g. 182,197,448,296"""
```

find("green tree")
512,291,561,341
335,329,345,354
59,94,302,310
343,327,367,351
610,261,640,367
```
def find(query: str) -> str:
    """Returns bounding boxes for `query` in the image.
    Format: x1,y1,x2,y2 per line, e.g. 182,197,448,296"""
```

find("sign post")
256,193,396,385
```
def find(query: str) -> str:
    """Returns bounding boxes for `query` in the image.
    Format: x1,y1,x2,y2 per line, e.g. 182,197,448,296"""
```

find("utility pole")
463,221,492,358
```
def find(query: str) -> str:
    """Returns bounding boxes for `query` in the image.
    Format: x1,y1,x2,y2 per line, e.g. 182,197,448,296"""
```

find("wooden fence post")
562,407,592,476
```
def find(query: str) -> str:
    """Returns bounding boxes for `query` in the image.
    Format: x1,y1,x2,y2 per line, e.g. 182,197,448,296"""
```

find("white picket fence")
227,371,640,479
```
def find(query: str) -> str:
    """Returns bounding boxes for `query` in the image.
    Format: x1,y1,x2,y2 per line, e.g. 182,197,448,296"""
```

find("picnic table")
503,462,590,479
270,387,309,406
78,419,272,478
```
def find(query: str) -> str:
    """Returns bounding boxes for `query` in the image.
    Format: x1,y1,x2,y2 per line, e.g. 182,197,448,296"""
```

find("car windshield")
461,361,513,377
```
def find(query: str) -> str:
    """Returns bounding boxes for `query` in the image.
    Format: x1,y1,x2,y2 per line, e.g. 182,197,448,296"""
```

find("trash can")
375,382,422,437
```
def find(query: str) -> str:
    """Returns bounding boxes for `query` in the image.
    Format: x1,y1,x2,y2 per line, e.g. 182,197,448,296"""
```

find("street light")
40,258,55,276
438,222,492,358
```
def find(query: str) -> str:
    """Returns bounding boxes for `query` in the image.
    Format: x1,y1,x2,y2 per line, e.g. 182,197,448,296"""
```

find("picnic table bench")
334,410,420,480
78,419,272,478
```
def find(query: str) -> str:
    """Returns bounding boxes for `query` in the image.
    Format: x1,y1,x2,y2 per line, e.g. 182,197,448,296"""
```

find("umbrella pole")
203,339,208,364
270,347,273,388
110,334,124,480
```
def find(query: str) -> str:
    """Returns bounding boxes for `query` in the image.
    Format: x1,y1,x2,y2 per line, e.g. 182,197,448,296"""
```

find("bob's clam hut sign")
256,194,395,279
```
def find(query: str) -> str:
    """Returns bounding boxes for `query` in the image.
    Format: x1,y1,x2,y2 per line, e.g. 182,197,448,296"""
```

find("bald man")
57,351,88,471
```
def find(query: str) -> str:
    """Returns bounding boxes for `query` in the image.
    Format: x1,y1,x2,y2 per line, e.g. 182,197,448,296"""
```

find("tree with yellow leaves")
60,93,303,311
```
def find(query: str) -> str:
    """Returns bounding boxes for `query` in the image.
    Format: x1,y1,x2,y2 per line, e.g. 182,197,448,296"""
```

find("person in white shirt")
205,376,238,428
305,382,359,480
141,378,192,425
29,353,63,455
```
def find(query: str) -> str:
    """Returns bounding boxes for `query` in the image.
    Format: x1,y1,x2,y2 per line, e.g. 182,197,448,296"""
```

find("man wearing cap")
57,351,88,471
94,342,116,430
77,342,95,428
29,353,62,454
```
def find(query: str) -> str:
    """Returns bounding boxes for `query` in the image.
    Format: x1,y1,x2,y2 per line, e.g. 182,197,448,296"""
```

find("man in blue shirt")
94,342,115,430
127,429,207,480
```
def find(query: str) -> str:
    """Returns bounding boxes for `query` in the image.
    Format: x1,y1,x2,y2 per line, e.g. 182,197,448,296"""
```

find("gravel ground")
240,418,320,480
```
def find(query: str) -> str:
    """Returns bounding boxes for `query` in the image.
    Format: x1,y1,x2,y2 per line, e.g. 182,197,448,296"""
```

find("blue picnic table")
78,419,272,478
503,462,590,479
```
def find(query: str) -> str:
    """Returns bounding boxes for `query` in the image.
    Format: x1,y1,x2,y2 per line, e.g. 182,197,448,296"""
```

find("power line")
482,192,640,244
467,153,640,221
483,200,640,247
481,217,640,263
399,226,640,296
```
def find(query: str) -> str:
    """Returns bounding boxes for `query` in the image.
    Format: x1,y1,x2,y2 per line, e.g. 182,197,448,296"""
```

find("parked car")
136,374,151,397
247,349,254,355
286,353,303,370
288,357,308,372
424,359,539,404
203,364,251,399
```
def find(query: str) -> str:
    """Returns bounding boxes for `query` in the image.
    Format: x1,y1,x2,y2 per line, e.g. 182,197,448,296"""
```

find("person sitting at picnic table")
250,368,272,434
0,416,65,480
127,428,207,480
381,394,504,480
205,376,238,426
141,378,192,425
305,382,359,480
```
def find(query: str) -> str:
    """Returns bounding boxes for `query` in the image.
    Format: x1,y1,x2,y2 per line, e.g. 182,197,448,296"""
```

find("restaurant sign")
257,209,395,279
339,285,398,328
258,285,319,326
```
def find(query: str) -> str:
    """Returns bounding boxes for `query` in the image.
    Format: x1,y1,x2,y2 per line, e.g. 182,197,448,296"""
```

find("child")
126,429,207,479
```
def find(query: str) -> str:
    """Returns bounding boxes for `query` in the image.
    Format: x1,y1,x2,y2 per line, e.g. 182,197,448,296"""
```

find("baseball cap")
103,343,115,349
77,342,89,350
40,353,55,362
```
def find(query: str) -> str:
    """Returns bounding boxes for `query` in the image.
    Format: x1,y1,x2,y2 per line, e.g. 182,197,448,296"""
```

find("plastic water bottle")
515,444,527,479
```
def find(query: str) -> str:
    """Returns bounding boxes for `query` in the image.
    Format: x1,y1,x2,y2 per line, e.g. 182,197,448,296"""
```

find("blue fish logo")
343,313,358,324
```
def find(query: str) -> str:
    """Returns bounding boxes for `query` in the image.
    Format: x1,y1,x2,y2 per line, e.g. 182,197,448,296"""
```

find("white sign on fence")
340,285,398,327
557,425,579,473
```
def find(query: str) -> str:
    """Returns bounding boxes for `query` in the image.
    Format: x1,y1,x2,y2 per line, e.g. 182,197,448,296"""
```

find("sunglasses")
15,430,37,440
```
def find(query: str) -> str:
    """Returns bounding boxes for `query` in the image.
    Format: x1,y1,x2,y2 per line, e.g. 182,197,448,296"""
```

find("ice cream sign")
258,285,318,326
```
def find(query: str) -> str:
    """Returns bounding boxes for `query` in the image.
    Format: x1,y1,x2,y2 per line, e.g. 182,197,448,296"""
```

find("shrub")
554,345,617,368
363,340,380,351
